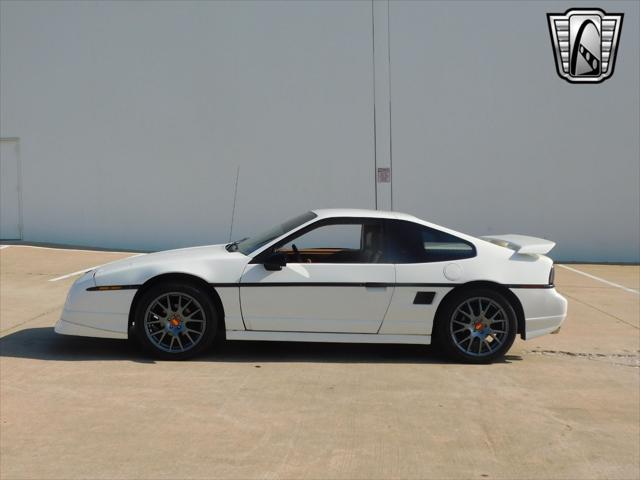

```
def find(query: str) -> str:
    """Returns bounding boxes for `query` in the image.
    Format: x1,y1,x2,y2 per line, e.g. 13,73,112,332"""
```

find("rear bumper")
510,287,568,340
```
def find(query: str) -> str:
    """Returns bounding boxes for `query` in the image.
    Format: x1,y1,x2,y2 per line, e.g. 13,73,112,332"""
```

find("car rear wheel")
436,288,517,364
134,282,218,360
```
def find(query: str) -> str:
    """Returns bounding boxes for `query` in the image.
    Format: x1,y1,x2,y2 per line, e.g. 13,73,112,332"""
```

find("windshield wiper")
225,238,247,252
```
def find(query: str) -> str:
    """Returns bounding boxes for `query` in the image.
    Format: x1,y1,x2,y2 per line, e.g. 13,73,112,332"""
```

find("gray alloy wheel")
436,288,517,364
134,281,218,360
449,297,509,357
143,292,207,354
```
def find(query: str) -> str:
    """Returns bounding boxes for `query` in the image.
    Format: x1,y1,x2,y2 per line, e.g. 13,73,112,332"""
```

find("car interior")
276,223,384,264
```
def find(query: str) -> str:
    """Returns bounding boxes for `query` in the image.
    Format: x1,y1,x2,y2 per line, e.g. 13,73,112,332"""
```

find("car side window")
274,220,385,264
387,220,475,263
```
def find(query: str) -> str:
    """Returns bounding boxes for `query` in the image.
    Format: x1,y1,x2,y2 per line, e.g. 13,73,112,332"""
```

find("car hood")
94,244,249,286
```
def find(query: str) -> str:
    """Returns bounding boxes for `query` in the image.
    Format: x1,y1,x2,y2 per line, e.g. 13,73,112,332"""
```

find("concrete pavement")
0,246,638,479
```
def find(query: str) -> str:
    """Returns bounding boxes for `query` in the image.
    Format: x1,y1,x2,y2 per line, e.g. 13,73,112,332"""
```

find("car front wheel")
134,282,218,360
436,288,517,364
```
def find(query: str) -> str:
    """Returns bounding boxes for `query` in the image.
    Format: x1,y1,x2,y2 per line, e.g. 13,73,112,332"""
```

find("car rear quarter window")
387,220,476,263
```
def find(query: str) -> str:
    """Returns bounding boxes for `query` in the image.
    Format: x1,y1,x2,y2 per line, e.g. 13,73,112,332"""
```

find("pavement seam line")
558,264,639,295
524,349,639,368
49,264,104,282
561,291,639,330
526,349,638,358
0,244,138,254
0,306,62,336
48,254,142,281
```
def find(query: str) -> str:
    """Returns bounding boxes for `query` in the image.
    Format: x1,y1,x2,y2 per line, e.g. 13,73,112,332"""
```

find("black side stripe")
508,284,555,289
86,282,554,292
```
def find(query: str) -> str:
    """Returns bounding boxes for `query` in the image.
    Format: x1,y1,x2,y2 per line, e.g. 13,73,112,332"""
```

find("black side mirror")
263,252,287,271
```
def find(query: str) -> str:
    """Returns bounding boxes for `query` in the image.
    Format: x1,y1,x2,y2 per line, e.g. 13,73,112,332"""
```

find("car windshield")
230,211,317,255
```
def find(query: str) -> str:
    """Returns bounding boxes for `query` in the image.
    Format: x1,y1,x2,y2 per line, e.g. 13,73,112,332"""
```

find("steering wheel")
291,244,303,263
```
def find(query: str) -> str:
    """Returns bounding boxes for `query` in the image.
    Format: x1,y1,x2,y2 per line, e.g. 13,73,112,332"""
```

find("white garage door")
0,139,21,240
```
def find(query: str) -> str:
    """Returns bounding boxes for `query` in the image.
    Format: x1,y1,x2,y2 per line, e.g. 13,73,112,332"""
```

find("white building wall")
388,1,639,263
0,1,376,251
1,1,638,262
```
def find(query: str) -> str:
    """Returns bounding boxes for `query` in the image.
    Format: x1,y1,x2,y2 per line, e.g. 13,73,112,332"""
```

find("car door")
239,218,395,333
379,219,477,335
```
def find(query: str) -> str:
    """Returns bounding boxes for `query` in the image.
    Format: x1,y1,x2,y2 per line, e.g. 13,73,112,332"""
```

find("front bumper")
54,271,134,340
510,287,568,340
55,316,129,339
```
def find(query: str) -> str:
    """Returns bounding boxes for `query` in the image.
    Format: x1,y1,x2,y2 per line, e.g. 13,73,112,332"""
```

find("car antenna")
228,165,240,242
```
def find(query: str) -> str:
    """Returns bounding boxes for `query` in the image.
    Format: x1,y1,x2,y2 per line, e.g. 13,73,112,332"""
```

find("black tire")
435,287,517,364
133,281,219,360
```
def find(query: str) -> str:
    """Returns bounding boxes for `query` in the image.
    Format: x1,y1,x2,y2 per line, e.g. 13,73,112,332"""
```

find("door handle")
364,282,388,289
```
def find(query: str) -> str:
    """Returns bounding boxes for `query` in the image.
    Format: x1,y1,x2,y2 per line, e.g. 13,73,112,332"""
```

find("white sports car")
56,209,567,363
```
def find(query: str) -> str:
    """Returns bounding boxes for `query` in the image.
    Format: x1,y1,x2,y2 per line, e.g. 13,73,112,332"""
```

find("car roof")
311,208,419,222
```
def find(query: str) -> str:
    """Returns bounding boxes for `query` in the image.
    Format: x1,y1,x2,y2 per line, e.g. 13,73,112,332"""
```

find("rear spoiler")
481,234,556,255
